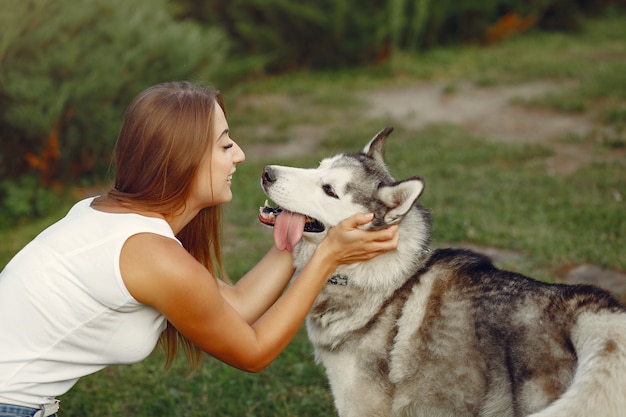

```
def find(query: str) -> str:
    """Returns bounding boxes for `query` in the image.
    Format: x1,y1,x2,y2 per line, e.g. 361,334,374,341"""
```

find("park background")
1,0,624,415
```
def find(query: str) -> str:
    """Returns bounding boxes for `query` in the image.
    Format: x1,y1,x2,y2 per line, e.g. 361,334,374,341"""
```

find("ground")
360,81,625,296
359,81,624,175
244,80,625,298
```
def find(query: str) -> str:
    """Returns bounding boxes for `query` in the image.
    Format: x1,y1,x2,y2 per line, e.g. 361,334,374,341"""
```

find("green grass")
62,332,334,417
1,13,625,417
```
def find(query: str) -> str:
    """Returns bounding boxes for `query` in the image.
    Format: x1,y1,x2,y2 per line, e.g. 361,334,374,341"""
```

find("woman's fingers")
345,212,375,228
323,214,399,265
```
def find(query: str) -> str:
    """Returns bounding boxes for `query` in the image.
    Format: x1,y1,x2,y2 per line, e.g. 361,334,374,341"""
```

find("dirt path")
359,81,623,174
360,81,592,142
359,80,625,297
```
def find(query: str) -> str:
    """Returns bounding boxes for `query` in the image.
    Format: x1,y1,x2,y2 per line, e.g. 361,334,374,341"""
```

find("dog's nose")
262,166,276,185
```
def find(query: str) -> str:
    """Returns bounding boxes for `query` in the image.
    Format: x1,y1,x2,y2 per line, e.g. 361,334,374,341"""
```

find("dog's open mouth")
258,201,325,233
259,201,325,252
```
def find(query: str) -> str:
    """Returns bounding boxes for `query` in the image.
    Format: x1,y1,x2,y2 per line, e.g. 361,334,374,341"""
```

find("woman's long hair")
104,81,227,370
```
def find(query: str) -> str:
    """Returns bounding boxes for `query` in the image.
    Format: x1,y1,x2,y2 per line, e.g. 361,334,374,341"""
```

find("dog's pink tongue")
273,210,306,253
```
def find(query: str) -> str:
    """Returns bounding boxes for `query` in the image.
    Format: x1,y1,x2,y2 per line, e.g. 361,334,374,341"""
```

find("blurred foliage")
0,0,228,179
170,0,390,72
410,0,609,48
0,176,60,227
171,0,618,72
0,0,229,221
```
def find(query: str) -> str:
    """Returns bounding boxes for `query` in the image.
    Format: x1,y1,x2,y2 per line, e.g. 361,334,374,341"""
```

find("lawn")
1,13,624,417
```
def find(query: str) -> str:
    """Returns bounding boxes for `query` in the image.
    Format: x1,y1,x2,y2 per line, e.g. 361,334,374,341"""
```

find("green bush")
0,176,61,228
0,0,229,185
172,0,616,75
394,0,614,49
172,0,390,72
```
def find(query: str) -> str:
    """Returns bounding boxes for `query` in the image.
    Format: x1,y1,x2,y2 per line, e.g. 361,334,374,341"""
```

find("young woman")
0,81,398,417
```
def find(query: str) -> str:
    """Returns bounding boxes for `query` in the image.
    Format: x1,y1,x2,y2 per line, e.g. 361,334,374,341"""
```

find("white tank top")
0,197,178,405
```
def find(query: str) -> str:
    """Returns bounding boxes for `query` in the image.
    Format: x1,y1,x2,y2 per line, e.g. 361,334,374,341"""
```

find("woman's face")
191,103,245,208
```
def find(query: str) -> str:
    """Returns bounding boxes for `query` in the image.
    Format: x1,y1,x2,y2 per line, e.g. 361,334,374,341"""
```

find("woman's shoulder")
120,231,206,305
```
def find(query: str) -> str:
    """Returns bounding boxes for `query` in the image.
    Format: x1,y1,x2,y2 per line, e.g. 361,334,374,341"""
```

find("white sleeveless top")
0,197,178,405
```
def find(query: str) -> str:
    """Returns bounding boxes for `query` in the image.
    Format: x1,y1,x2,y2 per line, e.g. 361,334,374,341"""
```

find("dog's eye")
322,184,338,199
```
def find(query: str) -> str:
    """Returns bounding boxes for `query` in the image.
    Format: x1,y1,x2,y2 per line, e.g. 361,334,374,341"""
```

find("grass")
61,338,334,416
1,13,625,417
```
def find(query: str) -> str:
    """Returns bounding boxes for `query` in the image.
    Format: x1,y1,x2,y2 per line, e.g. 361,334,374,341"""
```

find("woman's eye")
322,184,338,198
223,143,234,150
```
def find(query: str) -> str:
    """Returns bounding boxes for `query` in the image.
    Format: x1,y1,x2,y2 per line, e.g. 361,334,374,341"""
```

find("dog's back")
308,248,626,417
392,249,626,416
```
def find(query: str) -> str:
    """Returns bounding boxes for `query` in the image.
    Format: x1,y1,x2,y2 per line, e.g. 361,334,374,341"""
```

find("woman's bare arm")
217,246,295,324
121,213,398,372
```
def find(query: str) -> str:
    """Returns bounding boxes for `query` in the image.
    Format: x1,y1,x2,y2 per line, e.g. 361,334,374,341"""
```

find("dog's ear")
377,177,424,224
363,127,394,165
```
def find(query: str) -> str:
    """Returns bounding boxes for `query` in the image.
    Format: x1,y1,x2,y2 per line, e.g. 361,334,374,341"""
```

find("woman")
0,81,398,417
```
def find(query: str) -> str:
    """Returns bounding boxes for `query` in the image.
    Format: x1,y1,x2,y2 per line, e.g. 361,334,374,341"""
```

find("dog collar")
327,274,348,286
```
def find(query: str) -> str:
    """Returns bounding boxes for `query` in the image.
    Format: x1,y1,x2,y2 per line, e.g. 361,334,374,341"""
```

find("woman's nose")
235,142,245,163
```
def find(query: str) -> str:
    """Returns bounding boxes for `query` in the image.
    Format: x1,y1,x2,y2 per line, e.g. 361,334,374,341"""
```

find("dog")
259,127,626,417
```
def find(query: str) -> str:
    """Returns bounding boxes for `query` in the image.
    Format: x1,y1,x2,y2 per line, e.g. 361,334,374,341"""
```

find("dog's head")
259,127,425,253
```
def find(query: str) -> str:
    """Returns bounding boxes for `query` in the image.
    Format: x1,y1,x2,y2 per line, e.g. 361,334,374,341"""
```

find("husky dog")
258,127,626,417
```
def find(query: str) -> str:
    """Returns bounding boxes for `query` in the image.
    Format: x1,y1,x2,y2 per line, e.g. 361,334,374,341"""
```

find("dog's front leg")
320,350,392,417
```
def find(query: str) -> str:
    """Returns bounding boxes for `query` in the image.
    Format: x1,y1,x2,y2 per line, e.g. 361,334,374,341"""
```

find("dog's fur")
260,127,626,417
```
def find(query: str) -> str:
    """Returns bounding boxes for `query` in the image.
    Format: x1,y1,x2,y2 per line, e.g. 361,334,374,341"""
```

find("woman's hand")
317,213,399,268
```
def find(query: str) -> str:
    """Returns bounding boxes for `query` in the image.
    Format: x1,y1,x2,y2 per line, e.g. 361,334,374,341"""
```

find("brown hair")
105,81,227,370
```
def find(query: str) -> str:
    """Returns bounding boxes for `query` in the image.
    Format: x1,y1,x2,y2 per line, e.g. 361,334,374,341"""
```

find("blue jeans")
0,404,57,417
